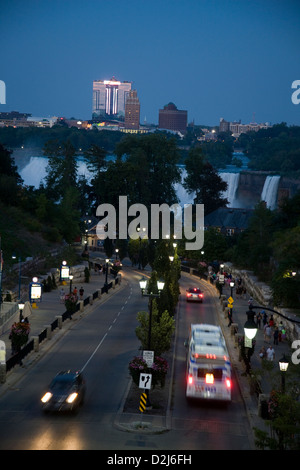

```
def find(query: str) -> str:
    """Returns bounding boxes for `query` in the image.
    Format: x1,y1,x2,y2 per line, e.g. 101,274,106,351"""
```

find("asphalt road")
0,268,253,451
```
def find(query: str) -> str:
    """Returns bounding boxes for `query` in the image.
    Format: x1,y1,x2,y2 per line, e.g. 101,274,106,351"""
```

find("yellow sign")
228,303,233,309
228,296,234,304
139,393,147,413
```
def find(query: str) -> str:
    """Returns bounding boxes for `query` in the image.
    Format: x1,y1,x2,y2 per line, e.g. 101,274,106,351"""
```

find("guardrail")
5,275,119,374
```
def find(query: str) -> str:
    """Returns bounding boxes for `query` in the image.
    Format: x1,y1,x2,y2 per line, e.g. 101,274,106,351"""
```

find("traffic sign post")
139,392,147,413
143,350,154,368
139,373,152,390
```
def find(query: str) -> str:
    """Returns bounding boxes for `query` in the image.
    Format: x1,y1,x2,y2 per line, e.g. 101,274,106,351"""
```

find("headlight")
66,392,78,404
41,392,53,403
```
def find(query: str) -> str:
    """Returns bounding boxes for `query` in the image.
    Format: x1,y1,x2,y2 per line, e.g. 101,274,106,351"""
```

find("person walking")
79,287,84,300
266,345,275,362
273,327,279,345
256,311,262,329
60,288,65,303
264,323,272,343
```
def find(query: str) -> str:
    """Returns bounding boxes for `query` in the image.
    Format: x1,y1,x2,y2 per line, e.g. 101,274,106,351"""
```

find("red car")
186,287,204,303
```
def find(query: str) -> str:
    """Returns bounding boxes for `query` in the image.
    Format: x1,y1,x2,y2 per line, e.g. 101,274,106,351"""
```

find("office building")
219,118,271,137
158,102,187,133
92,77,132,121
124,90,140,130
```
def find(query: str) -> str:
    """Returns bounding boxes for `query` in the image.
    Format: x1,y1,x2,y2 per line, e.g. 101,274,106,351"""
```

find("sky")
0,0,300,127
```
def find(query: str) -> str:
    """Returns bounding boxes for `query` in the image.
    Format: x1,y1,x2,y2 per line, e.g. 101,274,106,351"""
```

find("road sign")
228,303,233,310
219,274,225,284
139,373,152,390
139,393,147,413
227,296,234,304
143,350,154,367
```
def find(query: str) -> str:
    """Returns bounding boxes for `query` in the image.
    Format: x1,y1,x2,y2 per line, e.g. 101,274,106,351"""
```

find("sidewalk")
0,259,119,365
210,277,293,434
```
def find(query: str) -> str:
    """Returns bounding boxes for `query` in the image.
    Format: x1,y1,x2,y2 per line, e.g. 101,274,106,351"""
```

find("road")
0,268,253,450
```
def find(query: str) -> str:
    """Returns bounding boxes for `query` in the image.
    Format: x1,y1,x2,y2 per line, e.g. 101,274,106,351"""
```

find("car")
186,287,204,303
41,370,86,413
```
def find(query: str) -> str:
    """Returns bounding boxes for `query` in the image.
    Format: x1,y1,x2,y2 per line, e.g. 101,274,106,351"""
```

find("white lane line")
81,333,107,372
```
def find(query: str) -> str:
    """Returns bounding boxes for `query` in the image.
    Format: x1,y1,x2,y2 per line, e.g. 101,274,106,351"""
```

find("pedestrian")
60,288,65,303
79,287,84,300
266,345,275,362
259,346,266,360
264,323,272,343
273,327,279,345
256,311,262,329
73,286,78,296
262,310,268,327
269,315,274,328
248,297,253,307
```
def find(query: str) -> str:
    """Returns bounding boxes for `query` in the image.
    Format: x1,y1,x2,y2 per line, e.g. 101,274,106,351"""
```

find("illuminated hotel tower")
92,77,132,120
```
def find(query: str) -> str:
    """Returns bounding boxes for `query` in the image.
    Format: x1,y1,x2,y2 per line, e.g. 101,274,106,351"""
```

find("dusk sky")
1,0,300,127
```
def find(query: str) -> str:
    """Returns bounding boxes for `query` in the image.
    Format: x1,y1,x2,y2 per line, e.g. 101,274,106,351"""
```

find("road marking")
81,333,107,372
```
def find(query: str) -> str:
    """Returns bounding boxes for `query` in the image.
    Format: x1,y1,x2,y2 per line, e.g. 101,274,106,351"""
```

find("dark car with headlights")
41,370,86,413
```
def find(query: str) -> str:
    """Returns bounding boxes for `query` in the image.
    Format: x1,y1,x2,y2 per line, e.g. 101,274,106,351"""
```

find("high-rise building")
158,102,187,133
92,77,132,121
124,90,140,129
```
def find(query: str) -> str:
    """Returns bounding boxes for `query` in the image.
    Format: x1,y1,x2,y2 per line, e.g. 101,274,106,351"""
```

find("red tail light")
226,379,231,388
188,374,193,385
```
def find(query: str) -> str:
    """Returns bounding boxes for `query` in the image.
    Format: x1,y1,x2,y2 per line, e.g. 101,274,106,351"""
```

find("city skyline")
0,0,300,127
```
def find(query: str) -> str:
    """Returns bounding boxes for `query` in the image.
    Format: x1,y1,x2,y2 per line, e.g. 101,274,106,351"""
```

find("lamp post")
230,281,235,297
18,302,25,322
243,306,258,374
139,276,165,407
137,227,146,269
104,258,109,293
69,275,73,294
279,354,289,393
12,255,21,300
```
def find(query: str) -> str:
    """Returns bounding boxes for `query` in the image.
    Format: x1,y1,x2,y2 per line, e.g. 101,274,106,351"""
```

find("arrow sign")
139,373,152,390
228,296,234,304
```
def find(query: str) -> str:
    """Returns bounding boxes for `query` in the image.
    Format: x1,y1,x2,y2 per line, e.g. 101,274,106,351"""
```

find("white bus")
185,324,232,402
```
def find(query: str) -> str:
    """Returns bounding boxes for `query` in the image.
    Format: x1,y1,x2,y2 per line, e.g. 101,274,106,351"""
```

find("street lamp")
138,276,165,407
69,274,73,294
18,302,25,322
230,281,235,297
279,354,289,393
137,227,146,269
104,258,110,293
12,255,21,300
244,307,258,347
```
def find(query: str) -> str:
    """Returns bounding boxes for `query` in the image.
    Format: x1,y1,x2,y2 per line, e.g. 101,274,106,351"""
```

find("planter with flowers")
9,321,30,352
128,355,169,389
64,293,78,314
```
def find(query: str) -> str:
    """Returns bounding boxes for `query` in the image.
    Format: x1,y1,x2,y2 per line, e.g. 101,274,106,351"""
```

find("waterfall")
219,172,240,207
261,175,280,210
174,168,195,205
19,156,93,187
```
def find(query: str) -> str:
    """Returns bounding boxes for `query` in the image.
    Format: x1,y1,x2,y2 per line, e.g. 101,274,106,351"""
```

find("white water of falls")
20,156,93,187
261,175,280,210
219,172,240,207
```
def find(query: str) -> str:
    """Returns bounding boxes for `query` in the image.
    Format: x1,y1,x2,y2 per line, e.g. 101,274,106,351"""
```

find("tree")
135,300,175,356
183,147,228,214
43,140,78,201
0,143,23,205
115,133,182,207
